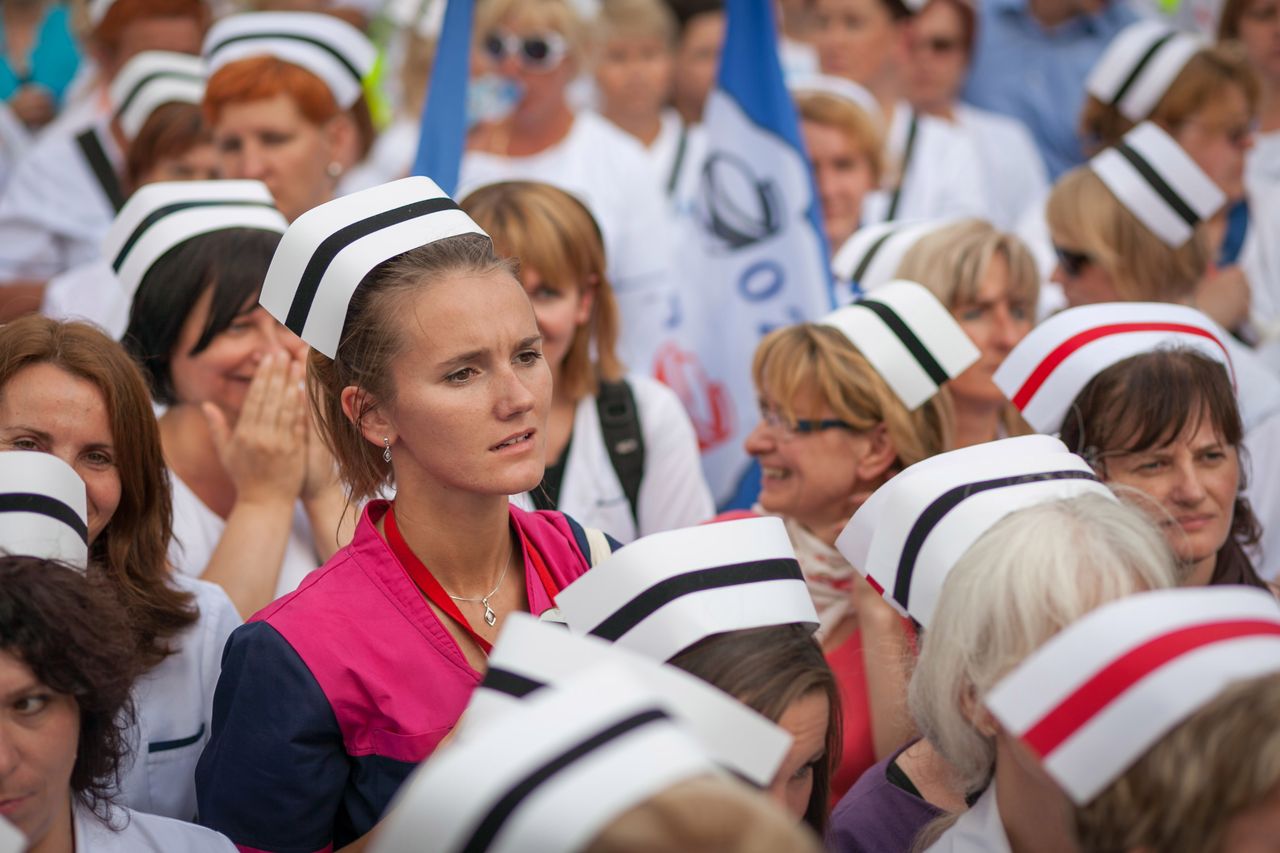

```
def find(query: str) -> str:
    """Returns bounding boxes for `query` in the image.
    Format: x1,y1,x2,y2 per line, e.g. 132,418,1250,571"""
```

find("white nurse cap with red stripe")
992,302,1233,435
987,586,1280,805
835,435,1115,628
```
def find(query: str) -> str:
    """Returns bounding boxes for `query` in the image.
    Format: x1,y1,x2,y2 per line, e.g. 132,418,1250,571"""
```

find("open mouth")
491,430,535,451
761,466,791,481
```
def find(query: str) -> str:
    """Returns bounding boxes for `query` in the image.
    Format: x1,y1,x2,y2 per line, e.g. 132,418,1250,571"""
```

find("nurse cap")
821,280,979,411
258,176,488,358
992,302,1234,435
1089,121,1226,247
830,220,947,297
470,614,792,787
1086,21,1205,123
0,815,20,853
789,74,883,128
987,587,1280,805
835,436,1114,628
0,452,90,571
109,51,205,141
88,0,116,26
555,517,818,663
203,12,376,109
102,180,288,304
371,664,719,853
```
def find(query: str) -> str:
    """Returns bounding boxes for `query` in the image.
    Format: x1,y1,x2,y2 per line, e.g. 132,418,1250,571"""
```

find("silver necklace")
447,545,513,627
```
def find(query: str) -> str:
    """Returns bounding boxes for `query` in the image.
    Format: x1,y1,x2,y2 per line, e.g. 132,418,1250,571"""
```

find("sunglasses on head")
481,30,568,70
1054,245,1093,278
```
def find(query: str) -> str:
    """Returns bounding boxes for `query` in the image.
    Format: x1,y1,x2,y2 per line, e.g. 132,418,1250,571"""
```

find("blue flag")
657,0,832,509
411,0,473,195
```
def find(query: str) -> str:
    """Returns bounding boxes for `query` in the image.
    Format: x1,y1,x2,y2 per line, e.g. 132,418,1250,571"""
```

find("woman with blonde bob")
794,89,884,255
461,180,712,542
895,220,1038,447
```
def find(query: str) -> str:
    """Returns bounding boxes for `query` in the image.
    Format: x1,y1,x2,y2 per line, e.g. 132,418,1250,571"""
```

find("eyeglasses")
911,36,964,55
758,403,856,440
1054,245,1093,278
481,30,568,71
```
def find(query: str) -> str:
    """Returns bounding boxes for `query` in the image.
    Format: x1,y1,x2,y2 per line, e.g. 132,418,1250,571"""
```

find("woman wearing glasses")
460,0,674,375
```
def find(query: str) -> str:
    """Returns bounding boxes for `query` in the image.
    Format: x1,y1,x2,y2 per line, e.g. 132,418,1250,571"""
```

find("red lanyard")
383,504,560,655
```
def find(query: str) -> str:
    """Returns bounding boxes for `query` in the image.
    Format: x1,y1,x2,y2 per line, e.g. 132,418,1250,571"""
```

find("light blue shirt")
962,0,1135,179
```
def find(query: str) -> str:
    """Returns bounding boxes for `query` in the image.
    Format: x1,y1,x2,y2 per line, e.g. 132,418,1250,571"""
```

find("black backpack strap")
596,379,645,527
74,128,126,213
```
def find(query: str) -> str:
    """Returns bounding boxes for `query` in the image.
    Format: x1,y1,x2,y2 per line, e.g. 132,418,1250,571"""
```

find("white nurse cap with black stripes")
102,180,288,303
258,176,489,358
1090,121,1225,247
203,11,376,109
830,221,947,298
109,51,205,141
555,517,818,663
469,614,792,787
987,587,1280,805
835,436,1115,628
1086,21,1205,123
371,664,720,853
0,452,90,571
789,73,883,127
821,280,979,410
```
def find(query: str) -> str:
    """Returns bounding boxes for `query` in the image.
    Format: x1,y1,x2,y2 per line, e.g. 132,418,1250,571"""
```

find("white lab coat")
0,103,30,195
73,801,235,852
953,104,1050,231
0,119,120,282
459,112,676,375
41,258,130,337
925,786,1011,853
512,375,714,543
118,575,240,821
168,471,321,601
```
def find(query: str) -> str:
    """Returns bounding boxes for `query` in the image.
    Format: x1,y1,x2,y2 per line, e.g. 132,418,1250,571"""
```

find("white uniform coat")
73,802,235,852
0,119,119,281
924,786,1011,853
953,104,1049,231
0,103,29,195
118,575,240,820
41,258,129,337
169,471,321,601
511,375,714,543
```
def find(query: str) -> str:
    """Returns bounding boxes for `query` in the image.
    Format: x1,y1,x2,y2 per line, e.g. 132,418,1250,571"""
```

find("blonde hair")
909,494,1178,800
587,775,824,853
594,0,678,47
1080,43,1261,152
1046,166,1210,304
752,324,954,471
1075,672,1280,853
795,92,885,184
474,0,587,64
460,181,624,402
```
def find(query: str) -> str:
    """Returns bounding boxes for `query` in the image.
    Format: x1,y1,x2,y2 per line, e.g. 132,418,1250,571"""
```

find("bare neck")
1260,84,1280,134
951,397,1005,448
28,794,74,853
1026,0,1081,29
601,107,664,147
506,100,575,157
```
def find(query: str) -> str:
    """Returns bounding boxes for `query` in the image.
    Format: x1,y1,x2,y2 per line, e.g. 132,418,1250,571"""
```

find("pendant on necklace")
482,598,497,627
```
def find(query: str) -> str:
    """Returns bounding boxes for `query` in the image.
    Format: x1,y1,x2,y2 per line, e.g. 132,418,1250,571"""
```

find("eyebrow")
0,425,51,440
436,336,544,370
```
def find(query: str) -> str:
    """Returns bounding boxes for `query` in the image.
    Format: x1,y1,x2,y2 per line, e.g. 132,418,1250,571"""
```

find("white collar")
926,787,1012,853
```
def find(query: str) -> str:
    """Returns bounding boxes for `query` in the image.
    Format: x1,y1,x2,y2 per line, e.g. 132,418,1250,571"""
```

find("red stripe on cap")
1022,619,1280,758
1011,323,1231,410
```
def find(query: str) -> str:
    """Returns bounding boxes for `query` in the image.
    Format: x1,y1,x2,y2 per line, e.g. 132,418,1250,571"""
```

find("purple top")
827,741,946,853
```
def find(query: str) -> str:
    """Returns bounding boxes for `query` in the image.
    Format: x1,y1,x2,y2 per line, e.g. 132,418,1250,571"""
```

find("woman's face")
374,270,552,498
1100,414,1239,583
169,289,301,421
814,0,903,88
594,34,675,120
0,364,121,544
1172,84,1255,202
1050,236,1121,307
479,15,576,117
905,1,970,113
213,93,341,221
136,142,221,186
1218,780,1280,853
801,119,877,252
766,691,829,821
0,651,79,847
1237,0,1280,82
949,252,1033,407
518,265,592,381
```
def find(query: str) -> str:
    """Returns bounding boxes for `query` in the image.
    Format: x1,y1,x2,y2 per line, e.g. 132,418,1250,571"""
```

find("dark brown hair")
0,317,197,667
0,556,142,819
1058,347,1265,588
669,624,842,835
124,100,211,190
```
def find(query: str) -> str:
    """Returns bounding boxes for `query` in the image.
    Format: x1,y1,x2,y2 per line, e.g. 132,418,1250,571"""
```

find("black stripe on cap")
461,709,669,853
1114,142,1199,227
209,31,362,82
112,199,280,272
892,470,1100,612
284,196,461,336
856,298,950,386
1108,31,1177,108
587,558,804,645
481,668,545,699
0,493,89,544
114,70,203,118
850,230,894,286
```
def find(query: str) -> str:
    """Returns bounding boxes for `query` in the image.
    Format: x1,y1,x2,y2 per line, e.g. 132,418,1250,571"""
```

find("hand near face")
202,353,306,507
1194,264,1252,332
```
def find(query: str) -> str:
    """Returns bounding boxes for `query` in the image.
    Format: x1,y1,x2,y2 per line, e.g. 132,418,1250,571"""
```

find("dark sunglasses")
1054,245,1093,278
481,30,567,70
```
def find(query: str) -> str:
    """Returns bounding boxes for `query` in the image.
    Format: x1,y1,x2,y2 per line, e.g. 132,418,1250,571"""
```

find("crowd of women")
0,0,1277,851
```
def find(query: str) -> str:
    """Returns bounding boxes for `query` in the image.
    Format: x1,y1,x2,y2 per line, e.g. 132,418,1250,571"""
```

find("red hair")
92,0,209,53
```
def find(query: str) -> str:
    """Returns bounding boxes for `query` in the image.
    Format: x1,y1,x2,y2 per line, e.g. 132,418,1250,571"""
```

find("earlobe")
324,113,360,172
340,385,394,448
